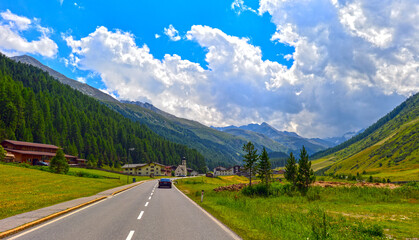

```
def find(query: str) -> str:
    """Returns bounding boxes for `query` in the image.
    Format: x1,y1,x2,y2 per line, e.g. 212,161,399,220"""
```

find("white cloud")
0,10,58,58
164,24,181,41
1,9,31,31
64,0,419,138
231,0,256,15
257,0,419,136
155,34,160,39
76,76,86,83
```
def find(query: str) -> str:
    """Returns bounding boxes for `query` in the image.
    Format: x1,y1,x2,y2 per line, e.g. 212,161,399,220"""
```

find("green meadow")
177,176,419,240
0,164,150,220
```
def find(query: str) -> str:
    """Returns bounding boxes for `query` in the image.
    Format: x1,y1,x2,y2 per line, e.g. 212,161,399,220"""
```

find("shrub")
242,184,270,197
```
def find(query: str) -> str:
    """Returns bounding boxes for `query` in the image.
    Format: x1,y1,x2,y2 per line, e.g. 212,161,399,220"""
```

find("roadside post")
201,190,204,203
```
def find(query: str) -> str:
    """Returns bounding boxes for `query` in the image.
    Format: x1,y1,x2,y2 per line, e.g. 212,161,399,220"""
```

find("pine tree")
257,147,272,186
284,152,297,188
296,146,315,192
49,148,69,174
242,141,258,186
0,145,6,161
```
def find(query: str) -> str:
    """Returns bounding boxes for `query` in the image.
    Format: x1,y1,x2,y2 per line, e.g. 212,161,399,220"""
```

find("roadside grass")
176,177,419,239
0,164,152,220
67,167,151,183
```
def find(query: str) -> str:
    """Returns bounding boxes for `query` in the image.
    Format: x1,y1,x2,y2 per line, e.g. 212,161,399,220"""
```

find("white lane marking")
7,198,107,240
145,202,149,207
174,185,242,240
148,196,151,200
7,182,152,240
151,193,153,196
137,211,144,220
126,230,135,240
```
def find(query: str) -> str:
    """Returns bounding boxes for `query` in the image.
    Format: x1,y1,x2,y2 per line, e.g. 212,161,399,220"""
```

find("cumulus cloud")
0,10,58,57
256,0,418,136
164,24,181,41
64,0,418,138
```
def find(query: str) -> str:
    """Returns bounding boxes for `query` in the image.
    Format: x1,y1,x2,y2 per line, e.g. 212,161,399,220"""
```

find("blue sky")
0,0,417,138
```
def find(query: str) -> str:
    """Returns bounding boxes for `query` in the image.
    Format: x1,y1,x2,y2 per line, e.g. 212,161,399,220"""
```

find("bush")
306,187,321,201
242,184,270,197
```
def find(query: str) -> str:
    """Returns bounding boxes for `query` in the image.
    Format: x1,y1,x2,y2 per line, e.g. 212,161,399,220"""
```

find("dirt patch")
313,181,400,189
214,183,251,192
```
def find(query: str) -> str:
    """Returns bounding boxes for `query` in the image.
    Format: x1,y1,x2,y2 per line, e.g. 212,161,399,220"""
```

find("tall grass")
177,177,419,239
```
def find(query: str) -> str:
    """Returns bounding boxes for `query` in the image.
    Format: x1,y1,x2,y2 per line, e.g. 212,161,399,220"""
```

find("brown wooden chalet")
1,140,78,165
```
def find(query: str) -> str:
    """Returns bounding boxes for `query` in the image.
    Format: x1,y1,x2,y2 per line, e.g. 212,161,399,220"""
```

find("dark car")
35,161,49,166
158,178,172,188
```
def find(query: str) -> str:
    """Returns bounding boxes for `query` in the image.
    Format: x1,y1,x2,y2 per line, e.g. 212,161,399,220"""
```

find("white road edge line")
126,230,135,240
174,184,242,240
145,202,149,207
137,211,144,220
7,183,147,240
7,198,107,240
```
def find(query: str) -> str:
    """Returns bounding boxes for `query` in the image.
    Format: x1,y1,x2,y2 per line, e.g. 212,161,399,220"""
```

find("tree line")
0,54,206,172
242,141,315,194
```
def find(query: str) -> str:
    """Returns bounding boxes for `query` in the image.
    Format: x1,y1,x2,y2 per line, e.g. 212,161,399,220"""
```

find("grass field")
177,176,419,240
67,167,152,183
0,164,152,220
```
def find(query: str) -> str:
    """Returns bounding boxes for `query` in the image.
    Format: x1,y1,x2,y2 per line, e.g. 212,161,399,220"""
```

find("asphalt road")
7,180,240,240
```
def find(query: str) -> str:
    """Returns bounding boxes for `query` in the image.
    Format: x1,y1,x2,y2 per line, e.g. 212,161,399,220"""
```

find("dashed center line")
145,202,149,207
151,193,153,196
137,211,144,220
126,230,135,240
148,196,151,200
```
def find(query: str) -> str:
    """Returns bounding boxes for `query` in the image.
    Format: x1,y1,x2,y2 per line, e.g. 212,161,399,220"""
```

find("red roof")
2,140,59,150
5,148,76,159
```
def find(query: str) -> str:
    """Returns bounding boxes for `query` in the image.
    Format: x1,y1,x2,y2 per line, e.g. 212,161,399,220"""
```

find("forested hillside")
0,54,206,172
311,92,418,179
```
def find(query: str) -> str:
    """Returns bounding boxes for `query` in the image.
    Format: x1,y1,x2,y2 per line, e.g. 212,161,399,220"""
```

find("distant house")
213,166,233,176
1,140,78,165
121,162,166,176
164,166,173,176
187,168,198,176
273,169,285,175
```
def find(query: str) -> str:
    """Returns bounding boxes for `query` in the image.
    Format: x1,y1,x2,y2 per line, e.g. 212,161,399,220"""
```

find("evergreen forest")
0,54,206,172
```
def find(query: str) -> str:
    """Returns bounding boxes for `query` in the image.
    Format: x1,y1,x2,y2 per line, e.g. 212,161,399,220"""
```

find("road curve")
7,180,240,240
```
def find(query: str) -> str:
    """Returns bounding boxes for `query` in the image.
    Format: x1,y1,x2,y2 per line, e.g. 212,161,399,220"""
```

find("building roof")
121,162,166,169
4,148,76,159
121,163,147,169
2,140,59,149
214,166,228,171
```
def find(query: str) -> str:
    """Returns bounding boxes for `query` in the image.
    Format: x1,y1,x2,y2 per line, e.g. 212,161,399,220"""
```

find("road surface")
7,180,240,240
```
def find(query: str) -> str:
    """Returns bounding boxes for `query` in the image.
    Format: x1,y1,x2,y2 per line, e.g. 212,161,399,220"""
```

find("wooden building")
1,140,77,165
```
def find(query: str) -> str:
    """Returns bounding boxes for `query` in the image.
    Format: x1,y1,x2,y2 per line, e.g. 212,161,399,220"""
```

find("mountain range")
213,122,361,155
11,55,289,168
12,54,415,179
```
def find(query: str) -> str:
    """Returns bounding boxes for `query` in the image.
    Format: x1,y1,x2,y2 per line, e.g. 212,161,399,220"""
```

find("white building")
175,157,187,176
213,166,233,176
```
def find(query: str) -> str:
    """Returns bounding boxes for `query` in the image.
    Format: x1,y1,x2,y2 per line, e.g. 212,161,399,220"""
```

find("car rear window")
160,179,171,182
